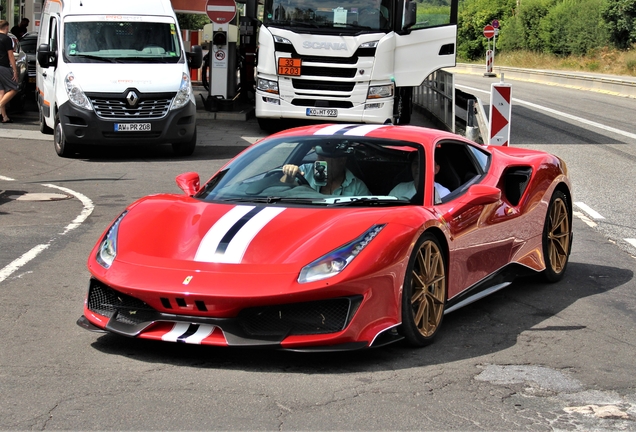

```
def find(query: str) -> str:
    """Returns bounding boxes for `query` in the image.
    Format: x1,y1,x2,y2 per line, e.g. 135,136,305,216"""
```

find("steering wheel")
266,168,310,187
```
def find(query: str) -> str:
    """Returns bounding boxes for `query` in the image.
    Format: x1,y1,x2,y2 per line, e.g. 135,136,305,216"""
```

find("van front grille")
90,97,173,119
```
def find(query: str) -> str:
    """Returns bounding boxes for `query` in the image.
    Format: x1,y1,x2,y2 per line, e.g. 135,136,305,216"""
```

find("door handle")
42,71,47,77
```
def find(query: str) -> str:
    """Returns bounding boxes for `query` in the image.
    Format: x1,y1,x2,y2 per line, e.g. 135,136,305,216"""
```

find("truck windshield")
63,21,182,63
263,0,393,32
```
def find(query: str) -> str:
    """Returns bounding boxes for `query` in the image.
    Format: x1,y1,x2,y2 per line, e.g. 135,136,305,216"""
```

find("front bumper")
57,100,196,146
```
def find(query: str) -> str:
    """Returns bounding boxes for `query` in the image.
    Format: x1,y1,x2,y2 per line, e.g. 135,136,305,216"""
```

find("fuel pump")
201,0,240,111
239,15,258,103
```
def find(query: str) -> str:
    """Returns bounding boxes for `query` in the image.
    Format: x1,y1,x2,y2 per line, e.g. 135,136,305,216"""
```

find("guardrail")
413,69,455,133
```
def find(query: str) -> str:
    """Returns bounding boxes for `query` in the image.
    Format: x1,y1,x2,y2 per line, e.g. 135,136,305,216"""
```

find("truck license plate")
306,108,338,117
114,123,151,132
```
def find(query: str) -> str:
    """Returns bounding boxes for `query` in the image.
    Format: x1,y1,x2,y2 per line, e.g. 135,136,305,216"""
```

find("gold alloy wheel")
547,197,571,274
411,240,446,337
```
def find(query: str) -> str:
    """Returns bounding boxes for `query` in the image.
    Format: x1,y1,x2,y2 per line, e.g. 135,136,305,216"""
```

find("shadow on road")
89,261,633,372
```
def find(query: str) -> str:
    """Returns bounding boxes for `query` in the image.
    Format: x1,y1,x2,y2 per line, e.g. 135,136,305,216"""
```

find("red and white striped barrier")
486,49,493,74
488,79,512,146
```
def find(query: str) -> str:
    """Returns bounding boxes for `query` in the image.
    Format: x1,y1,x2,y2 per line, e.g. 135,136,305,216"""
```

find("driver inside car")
280,143,371,196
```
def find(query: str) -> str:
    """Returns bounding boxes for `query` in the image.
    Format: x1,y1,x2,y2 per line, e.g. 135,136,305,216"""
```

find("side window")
434,141,489,202
411,0,453,30
49,17,58,52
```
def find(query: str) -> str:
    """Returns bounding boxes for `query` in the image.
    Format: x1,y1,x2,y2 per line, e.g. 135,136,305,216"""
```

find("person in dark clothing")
0,20,19,123
10,18,29,40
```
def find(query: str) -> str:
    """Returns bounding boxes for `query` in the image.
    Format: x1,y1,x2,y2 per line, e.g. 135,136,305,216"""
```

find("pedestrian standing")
0,20,19,123
10,18,29,40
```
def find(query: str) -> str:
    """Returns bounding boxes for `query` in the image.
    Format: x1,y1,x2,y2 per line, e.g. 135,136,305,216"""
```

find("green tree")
177,13,210,30
540,0,607,55
457,0,516,60
602,0,636,49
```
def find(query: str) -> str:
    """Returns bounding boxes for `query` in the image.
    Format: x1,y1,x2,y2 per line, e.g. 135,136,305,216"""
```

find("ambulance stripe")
195,205,286,263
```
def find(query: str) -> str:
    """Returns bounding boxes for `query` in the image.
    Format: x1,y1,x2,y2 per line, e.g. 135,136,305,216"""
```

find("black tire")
399,232,447,347
395,87,412,125
39,106,53,135
542,189,572,282
257,118,282,133
172,128,197,157
53,113,76,157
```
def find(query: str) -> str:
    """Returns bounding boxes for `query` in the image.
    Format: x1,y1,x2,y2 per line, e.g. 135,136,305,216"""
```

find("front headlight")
65,72,92,110
257,78,279,94
96,211,127,269
171,72,192,110
298,225,385,283
367,84,394,99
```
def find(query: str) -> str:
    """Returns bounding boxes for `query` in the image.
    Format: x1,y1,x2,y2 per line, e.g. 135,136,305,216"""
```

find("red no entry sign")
206,0,237,24
483,25,495,39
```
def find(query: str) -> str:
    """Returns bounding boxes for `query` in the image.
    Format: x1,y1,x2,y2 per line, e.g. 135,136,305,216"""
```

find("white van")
36,0,202,157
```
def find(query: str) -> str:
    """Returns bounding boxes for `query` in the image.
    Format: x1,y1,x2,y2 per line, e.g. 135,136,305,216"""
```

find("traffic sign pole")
483,25,496,77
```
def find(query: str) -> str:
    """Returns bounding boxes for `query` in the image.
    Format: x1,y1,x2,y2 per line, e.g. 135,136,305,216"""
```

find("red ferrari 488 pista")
78,124,573,351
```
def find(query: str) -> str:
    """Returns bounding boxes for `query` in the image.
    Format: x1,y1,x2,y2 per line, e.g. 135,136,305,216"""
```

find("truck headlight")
96,211,127,269
367,84,394,99
172,72,192,110
298,225,385,283
65,72,92,110
257,78,279,94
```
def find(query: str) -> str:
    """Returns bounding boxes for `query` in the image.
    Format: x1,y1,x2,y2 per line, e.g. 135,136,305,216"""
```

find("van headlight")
171,72,192,110
65,72,93,110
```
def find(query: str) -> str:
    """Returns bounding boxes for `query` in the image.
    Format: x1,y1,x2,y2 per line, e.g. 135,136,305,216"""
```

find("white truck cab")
36,0,202,157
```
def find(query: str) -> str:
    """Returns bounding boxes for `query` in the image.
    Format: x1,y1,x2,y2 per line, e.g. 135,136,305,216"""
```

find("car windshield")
63,20,182,64
196,135,424,206
263,0,393,32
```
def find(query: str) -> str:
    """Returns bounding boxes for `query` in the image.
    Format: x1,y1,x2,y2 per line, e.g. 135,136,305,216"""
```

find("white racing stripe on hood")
313,124,353,135
195,205,286,264
220,207,286,263
195,205,255,262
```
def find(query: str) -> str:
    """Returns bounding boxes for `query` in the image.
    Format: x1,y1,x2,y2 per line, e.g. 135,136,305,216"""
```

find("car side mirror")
402,0,417,30
36,43,56,68
187,45,203,70
176,172,200,196
445,184,501,217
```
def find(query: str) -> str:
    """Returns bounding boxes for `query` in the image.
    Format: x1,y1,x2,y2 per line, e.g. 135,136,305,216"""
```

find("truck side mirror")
37,43,56,68
187,45,203,70
403,1,417,30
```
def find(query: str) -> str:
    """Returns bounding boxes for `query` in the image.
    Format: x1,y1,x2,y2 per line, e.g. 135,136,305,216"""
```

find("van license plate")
115,123,151,132
306,108,337,117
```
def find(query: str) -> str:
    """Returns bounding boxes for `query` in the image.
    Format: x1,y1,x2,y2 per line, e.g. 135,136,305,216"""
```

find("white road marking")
574,202,605,219
626,239,636,249
0,179,94,283
573,211,597,228
456,84,636,141
0,244,51,284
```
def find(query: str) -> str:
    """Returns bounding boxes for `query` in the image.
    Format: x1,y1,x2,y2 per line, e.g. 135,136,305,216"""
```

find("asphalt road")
1,84,636,430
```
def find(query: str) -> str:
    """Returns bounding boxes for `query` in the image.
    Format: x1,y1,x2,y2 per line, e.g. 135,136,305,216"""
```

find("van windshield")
63,21,182,63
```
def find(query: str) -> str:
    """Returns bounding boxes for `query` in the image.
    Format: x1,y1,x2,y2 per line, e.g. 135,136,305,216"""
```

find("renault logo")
126,91,139,107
